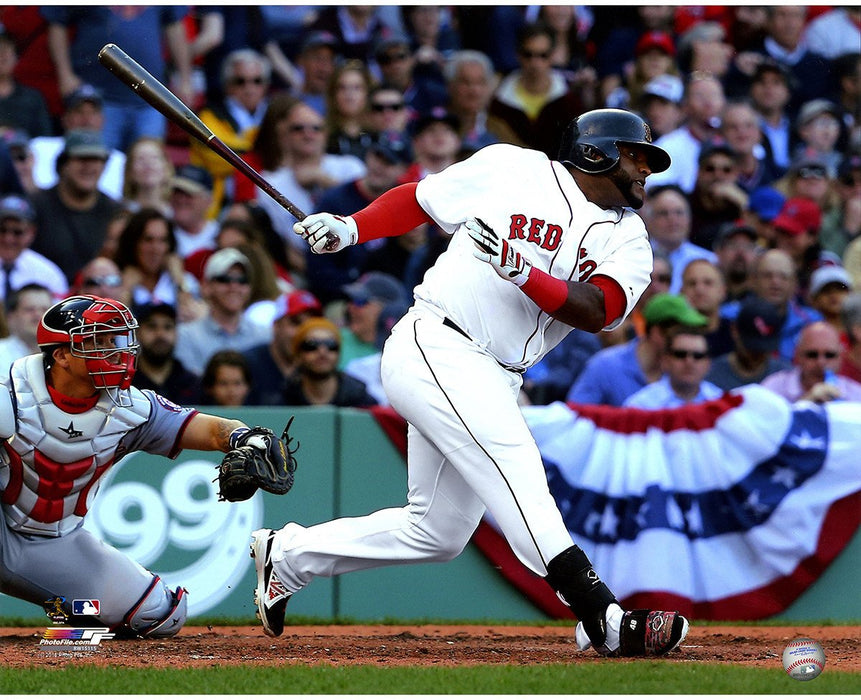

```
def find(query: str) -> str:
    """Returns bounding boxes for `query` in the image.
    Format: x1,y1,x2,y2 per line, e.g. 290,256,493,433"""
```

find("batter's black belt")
442,316,525,375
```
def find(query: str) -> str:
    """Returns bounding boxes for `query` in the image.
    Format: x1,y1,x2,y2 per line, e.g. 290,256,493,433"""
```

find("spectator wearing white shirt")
0,195,67,305
624,326,723,409
28,84,126,200
169,165,220,260
646,72,726,193
0,283,53,376
802,7,861,61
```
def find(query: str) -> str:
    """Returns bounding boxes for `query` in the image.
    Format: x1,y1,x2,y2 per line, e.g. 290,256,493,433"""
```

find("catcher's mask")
559,108,671,175
37,295,140,407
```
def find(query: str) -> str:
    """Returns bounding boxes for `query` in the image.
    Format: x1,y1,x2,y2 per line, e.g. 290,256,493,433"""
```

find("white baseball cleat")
250,529,291,637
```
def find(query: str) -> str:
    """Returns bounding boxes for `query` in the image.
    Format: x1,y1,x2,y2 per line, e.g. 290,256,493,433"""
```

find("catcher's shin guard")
124,577,188,638
545,545,618,653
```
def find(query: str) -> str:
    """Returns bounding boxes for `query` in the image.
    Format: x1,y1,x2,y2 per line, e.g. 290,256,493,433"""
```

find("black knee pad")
545,545,618,647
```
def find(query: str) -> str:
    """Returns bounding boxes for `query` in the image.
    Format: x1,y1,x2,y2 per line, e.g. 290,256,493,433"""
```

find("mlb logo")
72,599,100,616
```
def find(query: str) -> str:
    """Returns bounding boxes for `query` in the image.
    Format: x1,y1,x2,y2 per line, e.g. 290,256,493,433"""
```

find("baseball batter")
254,109,689,656
0,295,288,637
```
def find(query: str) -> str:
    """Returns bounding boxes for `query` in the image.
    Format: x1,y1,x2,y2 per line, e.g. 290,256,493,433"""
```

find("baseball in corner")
782,637,826,680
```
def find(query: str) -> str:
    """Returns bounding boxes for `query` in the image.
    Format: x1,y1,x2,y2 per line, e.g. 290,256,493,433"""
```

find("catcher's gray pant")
269,305,575,593
0,516,185,635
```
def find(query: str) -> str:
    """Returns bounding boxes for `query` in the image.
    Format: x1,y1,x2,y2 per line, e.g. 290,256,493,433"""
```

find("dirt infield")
2,624,859,670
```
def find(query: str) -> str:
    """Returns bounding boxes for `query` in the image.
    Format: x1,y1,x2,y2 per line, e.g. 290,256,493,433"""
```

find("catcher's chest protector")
0,354,148,537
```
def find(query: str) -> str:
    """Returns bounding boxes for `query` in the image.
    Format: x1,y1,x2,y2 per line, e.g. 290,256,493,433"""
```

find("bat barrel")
99,43,309,223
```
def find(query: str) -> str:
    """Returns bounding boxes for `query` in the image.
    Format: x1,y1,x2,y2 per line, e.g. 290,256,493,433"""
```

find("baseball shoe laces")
576,603,689,657
250,529,291,637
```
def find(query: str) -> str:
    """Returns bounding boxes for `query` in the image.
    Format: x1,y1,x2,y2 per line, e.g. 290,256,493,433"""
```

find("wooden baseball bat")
98,43,308,222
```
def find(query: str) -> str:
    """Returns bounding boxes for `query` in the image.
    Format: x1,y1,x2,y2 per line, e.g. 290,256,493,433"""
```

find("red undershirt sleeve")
589,274,627,327
352,182,435,243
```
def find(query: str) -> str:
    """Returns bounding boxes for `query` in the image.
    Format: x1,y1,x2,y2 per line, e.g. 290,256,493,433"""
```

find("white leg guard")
123,576,188,638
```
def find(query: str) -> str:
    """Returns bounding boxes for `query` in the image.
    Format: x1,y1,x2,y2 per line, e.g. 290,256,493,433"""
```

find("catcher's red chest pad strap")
353,182,434,243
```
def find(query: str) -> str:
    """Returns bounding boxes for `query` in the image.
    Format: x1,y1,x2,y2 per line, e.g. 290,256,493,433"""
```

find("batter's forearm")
545,280,607,333
520,269,620,333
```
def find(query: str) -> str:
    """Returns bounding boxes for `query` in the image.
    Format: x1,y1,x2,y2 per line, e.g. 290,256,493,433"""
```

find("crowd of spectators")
0,6,857,409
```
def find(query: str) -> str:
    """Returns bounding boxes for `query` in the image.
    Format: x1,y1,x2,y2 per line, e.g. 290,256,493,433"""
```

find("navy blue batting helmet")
559,109,671,174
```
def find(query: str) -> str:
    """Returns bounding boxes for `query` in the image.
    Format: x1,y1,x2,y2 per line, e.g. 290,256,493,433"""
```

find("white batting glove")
465,217,532,286
293,213,358,254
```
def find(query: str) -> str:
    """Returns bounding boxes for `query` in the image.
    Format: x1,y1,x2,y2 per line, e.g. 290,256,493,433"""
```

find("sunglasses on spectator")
300,338,339,353
802,350,839,360
288,123,324,133
371,102,405,112
231,76,265,86
669,349,709,360
703,163,734,174
519,49,551,60
211,274,249,285
0,224,28,237
378,52,409,65
653,273,672,284
83,274,122,287
797,166,826,179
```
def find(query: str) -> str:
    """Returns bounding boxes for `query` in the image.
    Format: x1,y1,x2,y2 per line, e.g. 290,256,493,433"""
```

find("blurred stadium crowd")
0,6,858,410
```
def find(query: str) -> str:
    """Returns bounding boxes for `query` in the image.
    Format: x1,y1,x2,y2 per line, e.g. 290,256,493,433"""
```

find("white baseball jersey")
413,143,653,370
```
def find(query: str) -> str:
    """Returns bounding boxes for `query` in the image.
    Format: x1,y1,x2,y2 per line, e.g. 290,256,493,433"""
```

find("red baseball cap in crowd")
636,31,676,57
771,198,822,237
273,289,322,321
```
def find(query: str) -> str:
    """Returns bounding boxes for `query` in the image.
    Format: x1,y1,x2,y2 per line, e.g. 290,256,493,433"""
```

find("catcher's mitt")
216,419,299,502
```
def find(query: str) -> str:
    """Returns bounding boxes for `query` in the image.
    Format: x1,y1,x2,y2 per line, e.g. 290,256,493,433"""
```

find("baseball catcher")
216,419,299,502
0,295,299,639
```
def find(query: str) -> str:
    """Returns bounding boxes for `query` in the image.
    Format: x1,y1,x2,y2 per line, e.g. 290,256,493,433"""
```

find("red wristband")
520,268,568,314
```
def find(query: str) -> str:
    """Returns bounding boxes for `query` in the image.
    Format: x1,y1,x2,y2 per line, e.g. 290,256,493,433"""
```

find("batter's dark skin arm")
547,282,608,333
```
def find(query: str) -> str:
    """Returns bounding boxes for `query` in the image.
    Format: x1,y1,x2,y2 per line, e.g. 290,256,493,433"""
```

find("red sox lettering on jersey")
508,215,564,252
508,215,599,280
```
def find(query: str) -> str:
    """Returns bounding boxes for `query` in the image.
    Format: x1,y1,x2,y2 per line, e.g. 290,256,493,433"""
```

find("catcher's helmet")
559,109,671,175
38,295,140,406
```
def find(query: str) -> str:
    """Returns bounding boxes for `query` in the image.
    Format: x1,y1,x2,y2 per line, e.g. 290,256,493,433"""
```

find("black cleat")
617,609,689,656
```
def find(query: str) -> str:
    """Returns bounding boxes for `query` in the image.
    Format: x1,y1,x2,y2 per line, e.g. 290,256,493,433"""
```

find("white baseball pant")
269,304,574,593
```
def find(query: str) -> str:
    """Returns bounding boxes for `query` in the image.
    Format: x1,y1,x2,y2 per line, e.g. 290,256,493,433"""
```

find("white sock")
575,603,624,652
